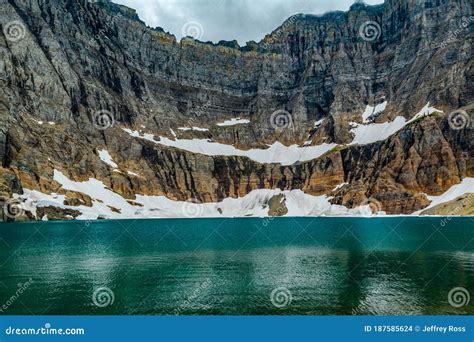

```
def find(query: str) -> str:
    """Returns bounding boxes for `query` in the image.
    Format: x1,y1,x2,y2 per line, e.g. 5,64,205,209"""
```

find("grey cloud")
113,0,384,44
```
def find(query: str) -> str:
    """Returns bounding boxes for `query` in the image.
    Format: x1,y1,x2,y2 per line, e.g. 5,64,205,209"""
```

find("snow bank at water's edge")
16,171,473,221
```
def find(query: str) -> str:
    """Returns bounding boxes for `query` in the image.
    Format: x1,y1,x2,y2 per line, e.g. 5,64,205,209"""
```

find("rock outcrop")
0,0,472,220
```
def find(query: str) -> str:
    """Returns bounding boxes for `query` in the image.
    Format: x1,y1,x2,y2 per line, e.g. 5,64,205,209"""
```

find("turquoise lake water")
0,217,473,315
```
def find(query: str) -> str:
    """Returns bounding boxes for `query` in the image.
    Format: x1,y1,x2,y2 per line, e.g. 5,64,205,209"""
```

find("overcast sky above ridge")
112,0,384,44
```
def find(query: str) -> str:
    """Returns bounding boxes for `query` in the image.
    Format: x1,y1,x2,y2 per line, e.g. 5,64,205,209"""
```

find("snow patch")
407,103,442,124
362,101,388,123
314,119,324,128
350,117,407,145
351,103,442,146
32,119,56,126
333,182,349,191
123,128,337,166
19,171,376,220
20,173,472,220
127,171,143,178
51,170,136,219
98,149,118,168
217,118,251,127
178,126,209,132
19,190,66,217
414,178,474,214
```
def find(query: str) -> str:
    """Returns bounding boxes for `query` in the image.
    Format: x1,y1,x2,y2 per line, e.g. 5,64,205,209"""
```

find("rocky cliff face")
0,0,472,220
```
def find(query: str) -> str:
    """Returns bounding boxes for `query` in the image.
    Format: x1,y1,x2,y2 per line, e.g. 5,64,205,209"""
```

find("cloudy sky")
112,0,384,44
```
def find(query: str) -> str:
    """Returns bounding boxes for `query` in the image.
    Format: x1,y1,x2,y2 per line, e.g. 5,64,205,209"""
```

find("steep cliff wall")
0,0,472,220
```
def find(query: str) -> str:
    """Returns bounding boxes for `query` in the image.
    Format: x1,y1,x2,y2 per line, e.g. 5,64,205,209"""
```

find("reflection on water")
0,217,473,315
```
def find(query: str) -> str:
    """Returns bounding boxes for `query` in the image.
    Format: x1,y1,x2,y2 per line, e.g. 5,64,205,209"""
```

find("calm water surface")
0,217,473,315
